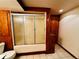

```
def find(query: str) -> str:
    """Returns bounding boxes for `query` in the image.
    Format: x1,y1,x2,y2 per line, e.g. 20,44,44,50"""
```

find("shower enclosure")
11,13,46,53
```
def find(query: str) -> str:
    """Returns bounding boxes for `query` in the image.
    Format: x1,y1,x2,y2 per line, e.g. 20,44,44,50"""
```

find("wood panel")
46,15,59,53
50,15,59,43
0,10,13,51
0,10,9,36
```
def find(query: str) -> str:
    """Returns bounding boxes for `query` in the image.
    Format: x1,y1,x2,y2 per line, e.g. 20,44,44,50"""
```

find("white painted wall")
0,0,23,11
59,7,79,58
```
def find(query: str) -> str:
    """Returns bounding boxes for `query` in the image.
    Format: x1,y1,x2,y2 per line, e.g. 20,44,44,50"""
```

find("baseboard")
57,43,78,59
16,50,55,56
16,51,46,56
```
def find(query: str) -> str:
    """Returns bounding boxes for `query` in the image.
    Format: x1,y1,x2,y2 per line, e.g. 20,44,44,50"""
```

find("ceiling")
0,0,23,11
22,0,79,14
0,0,78,15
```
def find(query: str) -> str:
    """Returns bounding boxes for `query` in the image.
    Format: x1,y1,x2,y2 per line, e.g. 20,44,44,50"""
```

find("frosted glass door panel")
13,15,24,45
35,16,45,44
25,16,34,44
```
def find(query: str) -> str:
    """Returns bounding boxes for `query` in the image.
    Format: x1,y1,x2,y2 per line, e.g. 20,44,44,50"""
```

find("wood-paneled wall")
50,15,59,43
0,10,13,51
46,15,60,53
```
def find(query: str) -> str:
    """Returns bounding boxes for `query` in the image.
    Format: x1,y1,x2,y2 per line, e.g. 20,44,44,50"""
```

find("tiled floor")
15,44,75,59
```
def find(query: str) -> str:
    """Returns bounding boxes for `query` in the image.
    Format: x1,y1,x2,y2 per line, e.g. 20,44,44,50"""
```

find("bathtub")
14,44,46,53
0,42,5,54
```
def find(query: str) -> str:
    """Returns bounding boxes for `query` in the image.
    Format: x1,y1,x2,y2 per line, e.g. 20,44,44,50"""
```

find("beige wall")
59,7,79,58
0,0,23,11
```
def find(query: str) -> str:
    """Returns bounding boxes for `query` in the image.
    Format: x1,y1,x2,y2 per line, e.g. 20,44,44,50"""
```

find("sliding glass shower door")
13,15,25,45
24,16,35,44
12,14,45,45
35,15,45,44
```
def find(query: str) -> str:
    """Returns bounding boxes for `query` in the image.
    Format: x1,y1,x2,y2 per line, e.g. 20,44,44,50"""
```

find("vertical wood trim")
0,10,13,51
50,15,60,43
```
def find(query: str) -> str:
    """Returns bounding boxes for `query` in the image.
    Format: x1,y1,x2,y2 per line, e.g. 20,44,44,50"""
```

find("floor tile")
15,44,74,59
26,55,34,59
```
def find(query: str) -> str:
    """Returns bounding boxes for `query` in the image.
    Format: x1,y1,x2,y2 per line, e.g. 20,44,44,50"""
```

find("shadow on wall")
58,37,63,45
